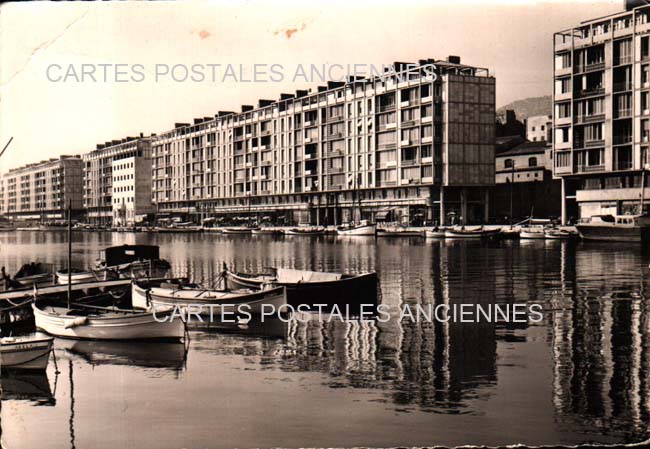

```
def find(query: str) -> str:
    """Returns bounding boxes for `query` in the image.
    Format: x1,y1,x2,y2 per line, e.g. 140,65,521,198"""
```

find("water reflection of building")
550,244,650,438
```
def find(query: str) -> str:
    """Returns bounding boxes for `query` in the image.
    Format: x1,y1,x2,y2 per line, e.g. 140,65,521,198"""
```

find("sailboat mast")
641,166,646,215
67,199,72,308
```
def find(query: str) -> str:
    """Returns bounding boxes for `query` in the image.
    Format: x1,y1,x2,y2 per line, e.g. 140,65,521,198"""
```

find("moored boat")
575,214,650,242
95,245,171,279
223,266,378,311
0,334,53,370
544,228,574,240
251,227,282,235
56,268,119,285
32,301,185,340
424,227,446,238
519,228,546,239
284,226,325,235
132,279,286,315
444,226,500,239
13,263,54,287
222,227,255,235
336,221,376,236
377,226,423,237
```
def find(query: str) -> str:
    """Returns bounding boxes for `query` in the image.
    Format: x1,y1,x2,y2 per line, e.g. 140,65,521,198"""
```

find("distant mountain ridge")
497,95,552,121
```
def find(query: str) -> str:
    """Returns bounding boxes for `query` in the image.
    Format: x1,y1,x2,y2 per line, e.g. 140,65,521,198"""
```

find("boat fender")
64,316,88,329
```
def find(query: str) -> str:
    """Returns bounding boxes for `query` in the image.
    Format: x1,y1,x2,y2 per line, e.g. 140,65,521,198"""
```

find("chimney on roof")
327,81,344,89
258,100,274,108
241,105,254,112
174,122,190,128
447,55,461,64
140,132,144,138
97,144,105,150
317,85,327,92
193,118,203,125
280,93,294,101
295,89,308,98
217,111,234,117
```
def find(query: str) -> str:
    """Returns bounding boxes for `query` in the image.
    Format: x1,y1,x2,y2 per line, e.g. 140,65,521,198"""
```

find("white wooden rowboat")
0,335,53,370
56,268,119,285
32,303,185,340
132,280,286,315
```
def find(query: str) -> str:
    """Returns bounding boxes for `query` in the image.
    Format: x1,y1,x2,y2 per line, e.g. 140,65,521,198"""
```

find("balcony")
614,55,633,66
614,108,632,119
328,114,344,122
573,113,605,124
327,132,344,139
575,87,605,98
401,120,417,128
378,142,397,150
575,164,605,173
379,104,396,113
575,61,606,74
401,159,418,166
327,166,344,174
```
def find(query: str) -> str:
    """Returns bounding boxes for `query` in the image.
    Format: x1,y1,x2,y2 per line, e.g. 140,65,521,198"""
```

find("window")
555,151,571,167
529,157,538,167
556,102,571,119
504,159,514,168
555,78,571,95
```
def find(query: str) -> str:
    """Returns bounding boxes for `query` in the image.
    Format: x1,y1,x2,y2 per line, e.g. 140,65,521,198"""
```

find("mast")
67,199,72,308
641,165,647,215
509,162,515,225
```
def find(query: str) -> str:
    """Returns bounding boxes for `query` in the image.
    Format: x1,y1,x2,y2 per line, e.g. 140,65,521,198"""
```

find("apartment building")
553,1,650,221
526,115,552,142
0,156,83,220
112,156,155,226
83,135,152,225
152,58,495,225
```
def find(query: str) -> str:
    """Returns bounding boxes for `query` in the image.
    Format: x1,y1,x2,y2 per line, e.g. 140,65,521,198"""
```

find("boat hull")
284,229,325,235
56,270,118,285
1,336,53,370
33,304,185,340
520,230,546,239
222,228,253,235
576,224,649,242
145,286,287,315
377,228,423,237
224,270,378,311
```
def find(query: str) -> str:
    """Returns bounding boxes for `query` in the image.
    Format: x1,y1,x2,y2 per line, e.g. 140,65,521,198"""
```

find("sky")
0,0,622,173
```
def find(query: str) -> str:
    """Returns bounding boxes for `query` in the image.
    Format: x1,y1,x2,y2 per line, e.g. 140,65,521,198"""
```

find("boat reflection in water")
0,370,55,406
60,340,188,376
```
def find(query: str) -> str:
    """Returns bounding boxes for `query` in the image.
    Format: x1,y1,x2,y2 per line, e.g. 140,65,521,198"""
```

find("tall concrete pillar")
439,186,445,225
560,178,566,225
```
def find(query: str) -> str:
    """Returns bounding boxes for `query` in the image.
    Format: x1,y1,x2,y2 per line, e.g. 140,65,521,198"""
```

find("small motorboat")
95,245,171,279
336,221,376,236
132,279,286,315
444,226,500,239
376,226,423,237
424,227,446,238
32,301,185,340
223,265,378,311
1,334,53,370
13,262,54,287
56,268,119,285
284,226,326,236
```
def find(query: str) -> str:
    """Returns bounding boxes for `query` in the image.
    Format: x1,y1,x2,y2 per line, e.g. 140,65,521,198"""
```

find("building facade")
553,2,650,221
83,136,152,225
152,58,496,225
112,156,155,226
0,156,83,220
526,114,553,142
492,141,561,220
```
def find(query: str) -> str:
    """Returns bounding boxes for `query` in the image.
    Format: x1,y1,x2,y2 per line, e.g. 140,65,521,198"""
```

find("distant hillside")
497,95,552,121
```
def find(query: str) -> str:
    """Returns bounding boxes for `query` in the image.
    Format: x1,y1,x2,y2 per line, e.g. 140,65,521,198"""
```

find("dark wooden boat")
13,263,55,287
223,265,378,312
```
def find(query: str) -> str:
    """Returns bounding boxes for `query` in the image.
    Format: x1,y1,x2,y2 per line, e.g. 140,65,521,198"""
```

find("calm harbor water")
1,231,650,448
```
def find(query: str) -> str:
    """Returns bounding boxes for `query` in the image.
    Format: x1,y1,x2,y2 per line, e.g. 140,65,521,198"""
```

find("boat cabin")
100,245,162,267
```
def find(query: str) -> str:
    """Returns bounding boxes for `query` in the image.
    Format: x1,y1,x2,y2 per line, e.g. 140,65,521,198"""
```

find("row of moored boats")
1,245,378,371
